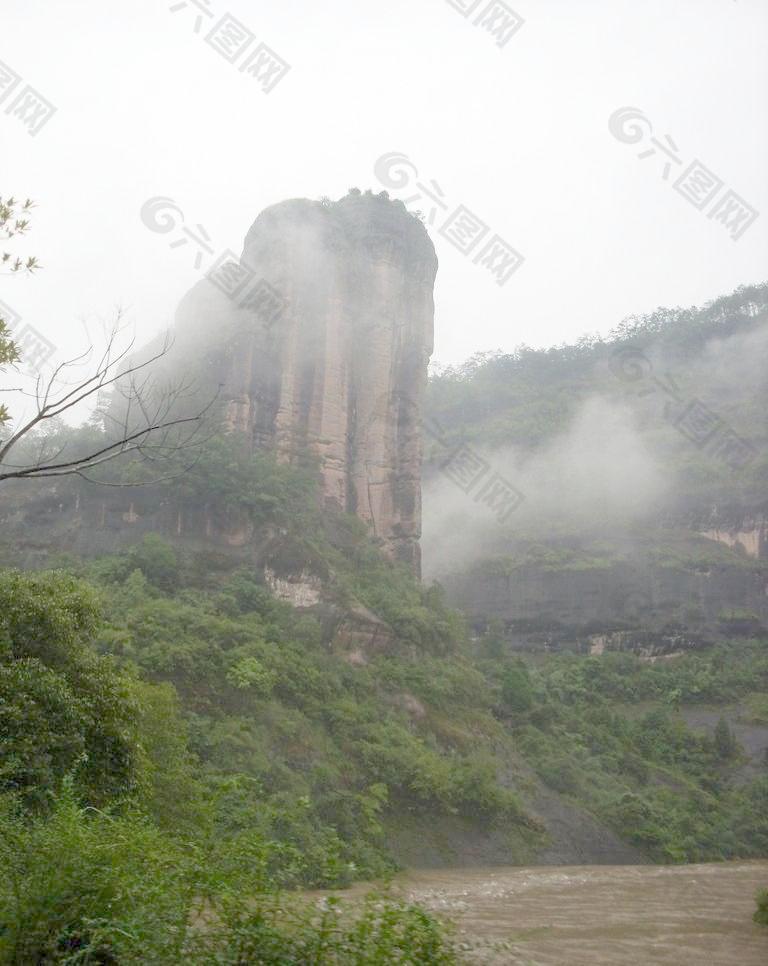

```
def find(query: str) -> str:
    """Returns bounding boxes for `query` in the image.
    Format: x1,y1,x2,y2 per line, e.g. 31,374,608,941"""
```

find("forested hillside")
422,284,768,649
2,432,768,959
425,282,768,503
1,286,768,960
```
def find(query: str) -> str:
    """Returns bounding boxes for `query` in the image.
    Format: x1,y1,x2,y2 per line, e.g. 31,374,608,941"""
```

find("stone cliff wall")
441,553,768,653
170,192,437,572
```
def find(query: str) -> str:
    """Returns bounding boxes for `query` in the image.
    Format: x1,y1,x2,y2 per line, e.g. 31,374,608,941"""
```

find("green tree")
0,570,142,808
0,785,458,964
0,318,19,428
128,534,180,592
501,659,534,713
755,889,768,926
0,194,37,427
481,618,506,659
714,716,738,760
0,195,37,275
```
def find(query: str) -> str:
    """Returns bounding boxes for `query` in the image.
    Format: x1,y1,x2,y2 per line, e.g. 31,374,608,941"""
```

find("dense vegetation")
1,786,456,963
424,279,768,599
0,563,465,963
2,283,768,958
88,529,768,869
426,283,768,496
756,888,768,926
479,637,768,862
2,506,767,960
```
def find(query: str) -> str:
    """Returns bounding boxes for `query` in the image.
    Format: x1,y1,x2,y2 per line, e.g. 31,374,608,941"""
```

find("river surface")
396,861,768,964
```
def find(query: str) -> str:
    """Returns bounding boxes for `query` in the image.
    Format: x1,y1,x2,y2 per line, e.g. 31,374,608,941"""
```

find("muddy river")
398,861,768,964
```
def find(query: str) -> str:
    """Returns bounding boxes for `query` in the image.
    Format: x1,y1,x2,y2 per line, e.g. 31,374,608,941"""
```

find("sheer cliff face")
177,194,437,573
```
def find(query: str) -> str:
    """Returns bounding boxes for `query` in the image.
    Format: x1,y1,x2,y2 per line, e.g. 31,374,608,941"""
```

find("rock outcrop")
172,191,437,573
440,552,768,654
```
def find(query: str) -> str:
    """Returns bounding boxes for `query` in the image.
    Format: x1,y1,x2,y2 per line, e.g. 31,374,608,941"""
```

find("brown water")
399,862,768,965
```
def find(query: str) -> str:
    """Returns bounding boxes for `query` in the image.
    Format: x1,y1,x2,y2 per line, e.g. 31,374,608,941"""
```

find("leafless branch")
0,318,218,486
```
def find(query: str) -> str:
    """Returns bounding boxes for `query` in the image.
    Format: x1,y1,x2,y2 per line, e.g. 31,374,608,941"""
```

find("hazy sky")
2,0,767,372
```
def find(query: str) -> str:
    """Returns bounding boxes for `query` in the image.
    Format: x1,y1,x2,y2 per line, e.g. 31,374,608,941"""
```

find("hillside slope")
423,282,768,651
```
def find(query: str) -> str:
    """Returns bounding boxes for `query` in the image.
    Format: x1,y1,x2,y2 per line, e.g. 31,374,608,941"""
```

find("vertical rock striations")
175,191,437,573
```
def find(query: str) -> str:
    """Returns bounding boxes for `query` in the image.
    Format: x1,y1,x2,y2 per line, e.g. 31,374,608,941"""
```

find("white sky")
2,0,767,372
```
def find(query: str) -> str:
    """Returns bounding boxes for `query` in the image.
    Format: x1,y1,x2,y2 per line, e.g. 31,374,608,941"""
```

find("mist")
3,3,768,957
421,309,768,578
421,394,670,577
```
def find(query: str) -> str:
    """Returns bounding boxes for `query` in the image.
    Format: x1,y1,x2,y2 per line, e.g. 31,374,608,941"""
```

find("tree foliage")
0,785,457,964
0,569,188,814
0,196,38,275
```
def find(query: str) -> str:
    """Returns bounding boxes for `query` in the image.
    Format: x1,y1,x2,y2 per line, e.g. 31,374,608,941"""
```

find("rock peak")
176,192,437,573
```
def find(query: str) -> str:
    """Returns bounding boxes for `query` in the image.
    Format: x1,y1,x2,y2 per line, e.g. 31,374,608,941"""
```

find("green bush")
80,556,536,876
713,716,738,760
505,645,768,862
5,418,768,892
127,534,180,592
500,660,534,713
755,889,768,926
0,570,143,809
0,785,457,964
0,785,190,964
536,757,580,795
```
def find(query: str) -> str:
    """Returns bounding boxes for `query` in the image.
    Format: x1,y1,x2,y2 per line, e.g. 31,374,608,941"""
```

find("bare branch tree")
0,317,218,486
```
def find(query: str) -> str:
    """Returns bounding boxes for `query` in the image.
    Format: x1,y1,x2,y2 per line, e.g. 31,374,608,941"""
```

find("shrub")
536,757,580,795
755,889,768,926
0,786,458,964
714,716,738,760
0,785,189,964
500,661,534,713
0,570,143,809
127,534,180,592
